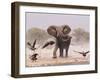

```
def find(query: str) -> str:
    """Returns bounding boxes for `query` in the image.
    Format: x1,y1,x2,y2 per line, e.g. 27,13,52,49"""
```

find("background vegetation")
26,27,89,45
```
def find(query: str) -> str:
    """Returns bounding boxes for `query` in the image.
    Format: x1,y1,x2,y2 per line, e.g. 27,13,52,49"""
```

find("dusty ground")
26,43,90,67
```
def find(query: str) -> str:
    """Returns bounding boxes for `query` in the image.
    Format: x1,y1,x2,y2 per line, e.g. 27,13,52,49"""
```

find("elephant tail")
42,41,55,49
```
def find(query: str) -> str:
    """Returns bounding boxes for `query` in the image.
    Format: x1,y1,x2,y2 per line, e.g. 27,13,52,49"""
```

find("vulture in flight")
27,39,37,51
74,51,90,57
42,41,55,49
30,53,38,61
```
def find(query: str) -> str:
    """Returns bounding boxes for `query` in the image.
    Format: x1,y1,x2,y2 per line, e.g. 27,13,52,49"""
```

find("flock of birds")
27,40,90,62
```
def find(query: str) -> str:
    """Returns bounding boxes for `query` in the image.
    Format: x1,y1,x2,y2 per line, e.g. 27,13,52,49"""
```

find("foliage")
71,28,89,43
26,27,53,45
26,27,89,45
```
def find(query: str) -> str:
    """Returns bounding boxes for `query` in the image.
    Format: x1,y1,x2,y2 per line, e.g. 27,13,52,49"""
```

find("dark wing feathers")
74,50,90,54
27,39,37,50
85,51,90,54
32,39,36,48
27,42,32,47
49,41,55,45
42,41,55,48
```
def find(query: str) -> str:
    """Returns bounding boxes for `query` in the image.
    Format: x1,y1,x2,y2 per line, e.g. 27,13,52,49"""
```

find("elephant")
47,25,72,58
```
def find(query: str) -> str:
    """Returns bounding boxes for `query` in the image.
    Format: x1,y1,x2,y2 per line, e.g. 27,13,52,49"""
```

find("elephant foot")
65,55,68,58
59,55,64,58
65,54,68,57
53,56,57,59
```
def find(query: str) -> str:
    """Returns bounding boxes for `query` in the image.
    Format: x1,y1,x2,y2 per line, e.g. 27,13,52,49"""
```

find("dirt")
26,43,90,67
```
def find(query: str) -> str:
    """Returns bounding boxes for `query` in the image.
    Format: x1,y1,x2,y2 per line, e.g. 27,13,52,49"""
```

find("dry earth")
26,43,90,67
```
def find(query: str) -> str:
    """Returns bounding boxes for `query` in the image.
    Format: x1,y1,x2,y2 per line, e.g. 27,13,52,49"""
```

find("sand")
25,43,90,67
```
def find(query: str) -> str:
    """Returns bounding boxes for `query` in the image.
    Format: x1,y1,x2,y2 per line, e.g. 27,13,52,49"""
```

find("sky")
26,12,90,32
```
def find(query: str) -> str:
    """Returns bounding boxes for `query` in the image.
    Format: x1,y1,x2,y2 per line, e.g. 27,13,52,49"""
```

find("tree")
26,27,53,45
72,28,89,43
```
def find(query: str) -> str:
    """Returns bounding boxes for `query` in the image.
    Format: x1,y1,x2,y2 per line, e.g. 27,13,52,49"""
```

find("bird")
42,41,55,48
30,53,38,61
74,50,90,57
27,39,37,51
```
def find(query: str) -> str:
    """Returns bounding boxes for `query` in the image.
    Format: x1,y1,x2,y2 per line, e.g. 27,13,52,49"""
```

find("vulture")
27,39,37,51
30,53,38,61
42,41,55,48
74,51,90,57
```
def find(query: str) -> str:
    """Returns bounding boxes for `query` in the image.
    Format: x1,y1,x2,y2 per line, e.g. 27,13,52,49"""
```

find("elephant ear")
47,25,57,37
62,25,71,34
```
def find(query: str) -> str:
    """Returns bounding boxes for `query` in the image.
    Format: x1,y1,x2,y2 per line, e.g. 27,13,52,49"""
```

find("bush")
26,27,53,45
71,28,89,43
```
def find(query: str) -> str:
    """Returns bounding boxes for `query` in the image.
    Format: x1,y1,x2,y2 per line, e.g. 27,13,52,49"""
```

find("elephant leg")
53,45,58,58
65,39,71,57
65,47,69,57
59,48,64,57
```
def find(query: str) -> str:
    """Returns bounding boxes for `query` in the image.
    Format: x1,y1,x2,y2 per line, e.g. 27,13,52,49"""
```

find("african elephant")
47,25,72,58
